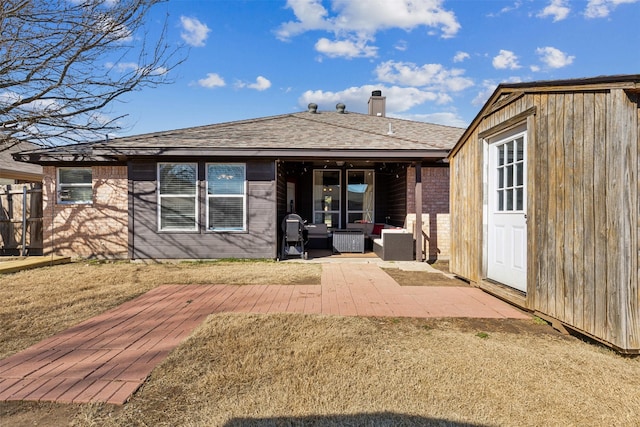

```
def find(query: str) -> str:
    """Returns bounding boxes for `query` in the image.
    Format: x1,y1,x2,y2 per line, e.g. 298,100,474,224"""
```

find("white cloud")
585,0,639,18
374,61,473,92
250,76,272,91
394,40,408,51
276,0,332,40
487,1,523,17
299,85,448,114
538,0,571,21
472,77,524,106
278,0,460,39
492,50,521,70
180,16,211,47
0,90,61,115
105,62,167,76
237,76,272,91
148,66,168,76
98,15,133,42
277,0,460,59
197,73,226,88
472,80,499,107
106,62,139,73
536,46,575,68
315,37,377,58
453,51,470,63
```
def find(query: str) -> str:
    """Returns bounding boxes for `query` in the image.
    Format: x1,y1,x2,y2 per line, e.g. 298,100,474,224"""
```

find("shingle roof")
106,111,463,150
0,141,43,181
14,110,465,163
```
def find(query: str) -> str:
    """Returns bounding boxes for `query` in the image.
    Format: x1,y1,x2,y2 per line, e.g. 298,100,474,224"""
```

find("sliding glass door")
312,169,375,228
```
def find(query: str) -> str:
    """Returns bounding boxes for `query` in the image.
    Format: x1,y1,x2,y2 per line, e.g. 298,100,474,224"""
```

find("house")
14,92,463,261
448,75,640,353
1,141,44,255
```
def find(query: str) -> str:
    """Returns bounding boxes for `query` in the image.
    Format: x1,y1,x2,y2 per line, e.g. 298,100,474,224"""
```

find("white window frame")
157,162,198,232
313,169,342,229
57,167,93,204
490,129,527,214
346,169,375,224
206,163,247,232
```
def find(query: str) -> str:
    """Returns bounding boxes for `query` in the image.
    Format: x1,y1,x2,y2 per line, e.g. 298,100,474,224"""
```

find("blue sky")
111,0,640,136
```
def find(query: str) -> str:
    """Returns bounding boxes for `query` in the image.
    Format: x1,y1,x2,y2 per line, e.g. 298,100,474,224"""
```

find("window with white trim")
207,163,246,231
158,163,198,231
57,167,92,204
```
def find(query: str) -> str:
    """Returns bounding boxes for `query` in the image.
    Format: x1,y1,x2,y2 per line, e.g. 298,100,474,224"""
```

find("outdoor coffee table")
332,229,365,253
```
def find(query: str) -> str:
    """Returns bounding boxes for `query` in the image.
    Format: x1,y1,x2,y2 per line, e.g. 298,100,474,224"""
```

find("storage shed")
449,75,640,353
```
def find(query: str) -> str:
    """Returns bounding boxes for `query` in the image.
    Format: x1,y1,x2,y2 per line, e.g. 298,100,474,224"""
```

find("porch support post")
414,163,423,262
21,186,27,256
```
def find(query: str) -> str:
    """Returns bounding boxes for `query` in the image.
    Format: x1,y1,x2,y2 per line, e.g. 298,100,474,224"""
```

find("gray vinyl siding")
129,160,277,259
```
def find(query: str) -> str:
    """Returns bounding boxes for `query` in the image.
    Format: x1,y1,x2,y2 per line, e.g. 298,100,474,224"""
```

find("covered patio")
277,159,449,262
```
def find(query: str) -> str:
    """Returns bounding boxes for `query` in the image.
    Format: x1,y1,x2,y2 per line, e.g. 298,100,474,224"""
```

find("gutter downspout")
21,186,27,256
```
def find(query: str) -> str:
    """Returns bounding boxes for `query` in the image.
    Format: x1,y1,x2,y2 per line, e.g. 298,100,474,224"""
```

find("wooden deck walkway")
0,256,71,274
0,263,528,405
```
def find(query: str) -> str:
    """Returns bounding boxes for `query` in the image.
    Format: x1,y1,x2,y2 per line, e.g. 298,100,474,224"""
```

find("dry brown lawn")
1,261,640,427
383,268,465,287
0,260,320,359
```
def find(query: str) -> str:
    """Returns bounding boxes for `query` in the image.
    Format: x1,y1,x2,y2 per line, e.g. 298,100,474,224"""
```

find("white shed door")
487,131,527,292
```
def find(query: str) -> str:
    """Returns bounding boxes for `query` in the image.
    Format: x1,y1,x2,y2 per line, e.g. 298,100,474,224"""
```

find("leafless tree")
0,0,183,148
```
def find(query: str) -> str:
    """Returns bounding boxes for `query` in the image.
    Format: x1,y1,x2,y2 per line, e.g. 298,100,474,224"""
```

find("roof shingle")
14,110,465,163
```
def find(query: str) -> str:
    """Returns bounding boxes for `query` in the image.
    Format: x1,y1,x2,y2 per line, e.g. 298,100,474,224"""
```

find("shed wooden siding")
129,160,277,260
450,88,640,352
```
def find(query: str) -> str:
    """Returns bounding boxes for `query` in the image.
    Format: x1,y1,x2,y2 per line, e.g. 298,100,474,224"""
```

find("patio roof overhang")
14,147,450,164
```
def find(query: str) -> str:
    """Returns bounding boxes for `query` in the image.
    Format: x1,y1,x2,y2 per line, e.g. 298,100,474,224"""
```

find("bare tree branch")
0,0,185,146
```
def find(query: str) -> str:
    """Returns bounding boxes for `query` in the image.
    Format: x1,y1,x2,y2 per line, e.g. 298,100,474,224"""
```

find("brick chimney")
368,90,386,117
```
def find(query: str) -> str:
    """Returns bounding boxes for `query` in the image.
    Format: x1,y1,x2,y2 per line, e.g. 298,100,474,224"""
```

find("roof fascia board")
500,74,640,91
13,152,120,164
0,169,43,181
451,74,640,157
449,85,505,158
485,91,525,116
478,106,537,139
449,76,640,159
92,148,450,160
15,149,449,163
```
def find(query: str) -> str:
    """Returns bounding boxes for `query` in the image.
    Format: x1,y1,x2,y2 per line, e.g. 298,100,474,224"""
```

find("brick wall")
42,166,128,258
406,166,450,260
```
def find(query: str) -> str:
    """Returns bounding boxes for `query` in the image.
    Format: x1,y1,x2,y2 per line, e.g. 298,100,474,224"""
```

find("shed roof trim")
449,74,640,158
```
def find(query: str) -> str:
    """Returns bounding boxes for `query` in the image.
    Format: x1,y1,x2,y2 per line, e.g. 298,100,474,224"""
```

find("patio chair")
281,214,307,259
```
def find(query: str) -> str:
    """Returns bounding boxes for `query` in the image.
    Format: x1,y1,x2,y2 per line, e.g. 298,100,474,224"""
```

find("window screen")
158,163,197,231
58,167,92,204
207,163,246,231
